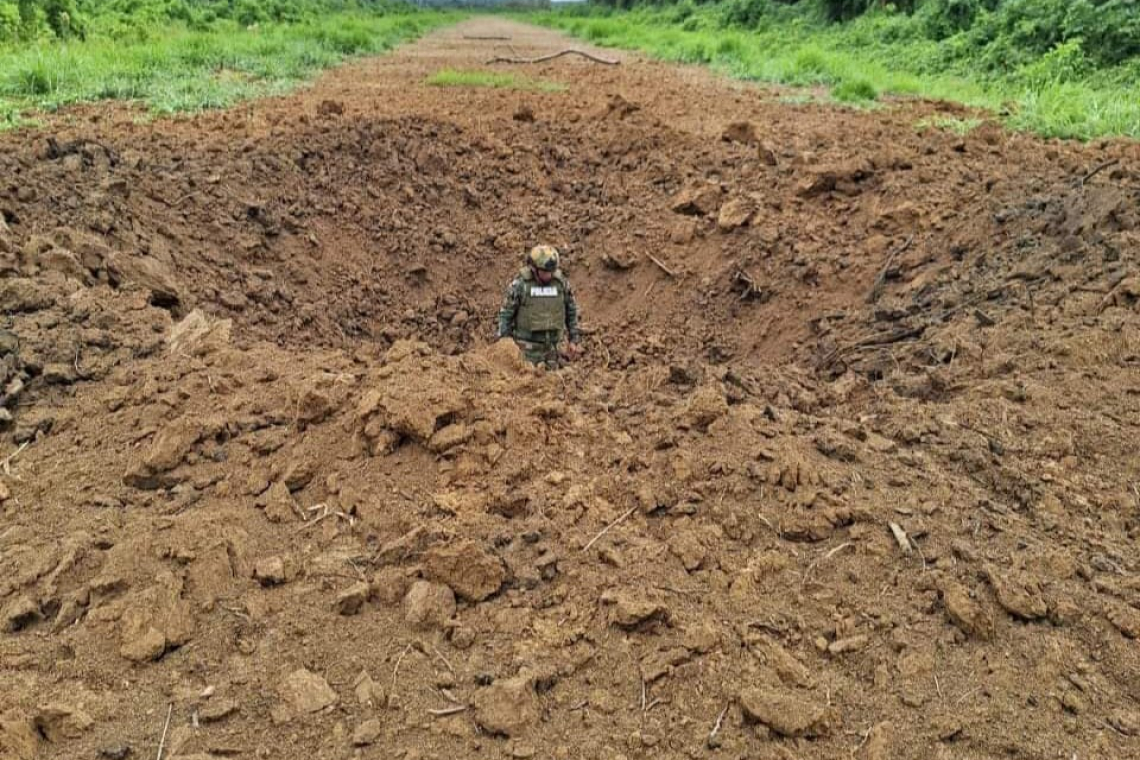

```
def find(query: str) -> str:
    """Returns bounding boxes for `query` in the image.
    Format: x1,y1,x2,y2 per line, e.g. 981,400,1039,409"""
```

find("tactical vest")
515,277,567,336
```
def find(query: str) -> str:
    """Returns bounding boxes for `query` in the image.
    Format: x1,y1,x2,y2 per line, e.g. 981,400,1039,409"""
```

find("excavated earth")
3,17,1140,760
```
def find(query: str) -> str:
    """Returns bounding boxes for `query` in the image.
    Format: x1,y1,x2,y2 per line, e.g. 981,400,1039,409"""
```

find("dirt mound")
1,17,1139,760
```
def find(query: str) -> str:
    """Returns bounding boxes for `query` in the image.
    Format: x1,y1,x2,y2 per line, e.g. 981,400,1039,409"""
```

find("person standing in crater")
496,245,582,369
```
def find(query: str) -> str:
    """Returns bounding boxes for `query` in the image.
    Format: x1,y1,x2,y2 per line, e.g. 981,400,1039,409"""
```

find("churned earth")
1,17,1139,760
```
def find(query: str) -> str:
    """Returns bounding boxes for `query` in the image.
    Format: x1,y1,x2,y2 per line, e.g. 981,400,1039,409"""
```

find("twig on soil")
428,705,468,717
2,441,29,476
646,253,676,278
1080,158,1120,186
820,325,926,368
644,697,662,712
803,542,853,586
707,704,730,747
825,542,854,560
866,236,913,304
156,703,173,760
486,49,619,66
888,522,912,554
582,506,637,552
431,645,455,676
463,35,511,40
935,674,944,701
391,642,415,696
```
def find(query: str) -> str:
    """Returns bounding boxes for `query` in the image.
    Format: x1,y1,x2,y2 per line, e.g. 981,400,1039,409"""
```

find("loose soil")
2,18,1139,760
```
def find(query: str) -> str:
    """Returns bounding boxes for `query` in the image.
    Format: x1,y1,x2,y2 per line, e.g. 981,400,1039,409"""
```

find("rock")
0,279,52,313
123,418,208,489
278,668,337,716
670,183,722,216
296,388,333,430
97,745,131,759
0,329,18,357
601,590,670,629
144,418,207,473
198,698,237,723
0,480,10,503
667,530,706,572
827,634,869,655
282,458,318,491
428,423,471,454
472,675,538,737
423,542,505,602
41,363,77,385
757,143,779,166
119,623,166,663
681,385,728,431
403,581,456,629
118,572,194,662
370,566,409,605
942,583,994,639
352,718,382,746
166,309,232,357
747,635,812,688
722,121,760,145
739,688,833,738
105,252,183,310
259,482,299,523
37,248,89,283
983,565,1047,620
600,250,637,271
334,582,371,616
717,198,754,231
353,672,383,707
796,160,874,198
2,595,41,633
32,703,94,742
253,557,288,586
1106,603,1140,639
0,711,38,760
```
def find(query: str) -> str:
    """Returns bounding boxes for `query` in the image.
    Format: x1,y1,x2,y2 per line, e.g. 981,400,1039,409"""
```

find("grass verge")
426,68,565,92
523,7,1140,140
0,11,457,128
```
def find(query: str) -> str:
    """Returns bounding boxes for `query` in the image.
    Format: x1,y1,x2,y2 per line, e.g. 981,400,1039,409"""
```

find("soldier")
496,245,581,368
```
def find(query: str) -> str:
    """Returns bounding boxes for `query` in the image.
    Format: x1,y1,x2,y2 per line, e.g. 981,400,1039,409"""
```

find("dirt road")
1,17,1139,760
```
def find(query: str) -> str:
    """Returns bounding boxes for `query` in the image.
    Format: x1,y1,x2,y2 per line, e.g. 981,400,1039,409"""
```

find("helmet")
527,245,560,272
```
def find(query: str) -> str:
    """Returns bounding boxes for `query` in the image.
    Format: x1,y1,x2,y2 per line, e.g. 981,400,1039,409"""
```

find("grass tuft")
426,68,565,92
832,77,878,103
0,11,457,130
523,6,1140,140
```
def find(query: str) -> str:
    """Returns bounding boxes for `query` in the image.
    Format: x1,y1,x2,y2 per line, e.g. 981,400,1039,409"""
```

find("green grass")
525,6,1140,140
426,68,566,92
0,11,457,128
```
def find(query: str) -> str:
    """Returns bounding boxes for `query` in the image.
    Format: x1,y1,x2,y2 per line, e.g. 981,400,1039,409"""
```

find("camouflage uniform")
497,266,581,368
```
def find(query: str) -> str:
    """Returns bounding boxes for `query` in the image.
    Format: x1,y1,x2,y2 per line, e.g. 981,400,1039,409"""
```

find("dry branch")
889,522,912,554
486,49,619,66
1080,158,1120,186
866,235,913,304
156,703,173,760
582,506,637,552
646,253,676,278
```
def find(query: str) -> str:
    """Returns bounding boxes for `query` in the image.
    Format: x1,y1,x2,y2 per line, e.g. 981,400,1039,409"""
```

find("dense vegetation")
531,0,1140,139
0,1,455,127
